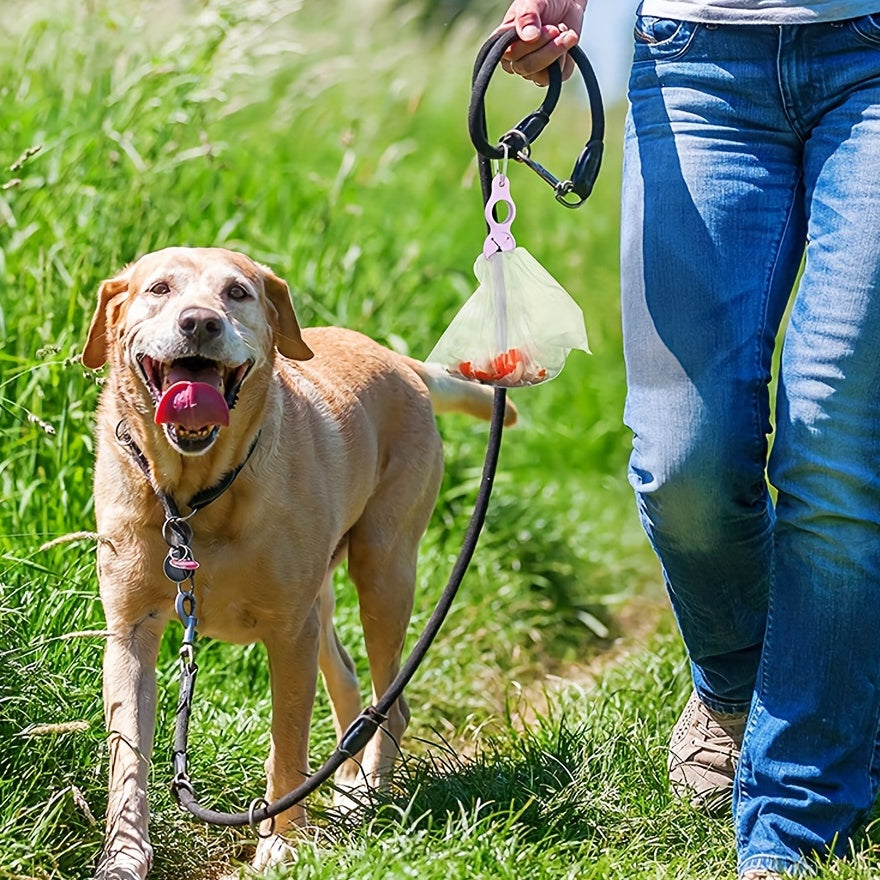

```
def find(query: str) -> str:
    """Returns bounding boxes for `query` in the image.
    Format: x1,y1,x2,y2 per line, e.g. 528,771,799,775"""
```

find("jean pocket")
632,15,696,62
851,13,880,47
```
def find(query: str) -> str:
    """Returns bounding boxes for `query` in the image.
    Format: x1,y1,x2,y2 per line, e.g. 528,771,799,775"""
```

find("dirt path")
435,591,672,751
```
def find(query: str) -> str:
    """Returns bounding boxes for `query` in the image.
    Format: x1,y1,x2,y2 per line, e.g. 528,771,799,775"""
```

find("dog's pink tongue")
155,381,229,428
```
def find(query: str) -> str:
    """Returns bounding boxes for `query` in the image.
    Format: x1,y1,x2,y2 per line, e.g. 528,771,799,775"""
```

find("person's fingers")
503,24,558,64
509,27,578,82
502,25,559,63
513,6,542,43
494,0,541,41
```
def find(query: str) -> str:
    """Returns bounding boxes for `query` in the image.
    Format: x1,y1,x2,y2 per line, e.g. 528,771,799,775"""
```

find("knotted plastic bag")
428,174,589,387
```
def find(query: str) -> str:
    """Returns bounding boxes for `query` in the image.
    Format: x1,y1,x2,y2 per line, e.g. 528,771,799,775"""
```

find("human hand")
496,0,586,86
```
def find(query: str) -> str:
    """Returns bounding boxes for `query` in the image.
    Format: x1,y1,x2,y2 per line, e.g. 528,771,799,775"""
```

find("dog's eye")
227,283,250,301
149,281,171,296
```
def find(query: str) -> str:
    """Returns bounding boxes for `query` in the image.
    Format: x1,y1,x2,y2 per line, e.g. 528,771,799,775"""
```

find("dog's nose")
178,307,223,344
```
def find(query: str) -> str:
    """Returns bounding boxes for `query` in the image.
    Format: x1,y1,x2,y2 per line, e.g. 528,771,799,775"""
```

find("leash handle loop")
468,29,605,208
468,29,561,162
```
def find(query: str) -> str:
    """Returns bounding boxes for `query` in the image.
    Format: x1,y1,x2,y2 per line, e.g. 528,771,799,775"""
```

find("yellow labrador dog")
83,247,515,879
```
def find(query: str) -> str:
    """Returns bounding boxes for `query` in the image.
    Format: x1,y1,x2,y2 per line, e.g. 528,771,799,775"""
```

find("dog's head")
83,247,313,455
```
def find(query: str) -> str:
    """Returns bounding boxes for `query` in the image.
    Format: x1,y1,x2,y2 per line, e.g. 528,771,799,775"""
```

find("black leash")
164,30,604,830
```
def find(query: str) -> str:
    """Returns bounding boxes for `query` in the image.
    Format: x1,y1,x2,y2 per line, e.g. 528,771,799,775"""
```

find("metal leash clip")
175,587,198,662
468,29,605,208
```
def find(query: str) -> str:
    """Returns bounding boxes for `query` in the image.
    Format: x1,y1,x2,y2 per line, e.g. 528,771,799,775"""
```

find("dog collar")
114,419,261,518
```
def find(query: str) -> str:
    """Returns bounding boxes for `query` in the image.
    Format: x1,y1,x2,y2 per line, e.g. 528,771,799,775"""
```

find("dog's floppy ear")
82,271,132,369
261,269,313,361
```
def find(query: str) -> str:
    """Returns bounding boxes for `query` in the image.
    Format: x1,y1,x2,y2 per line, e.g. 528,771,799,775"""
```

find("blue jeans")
622,13,880,876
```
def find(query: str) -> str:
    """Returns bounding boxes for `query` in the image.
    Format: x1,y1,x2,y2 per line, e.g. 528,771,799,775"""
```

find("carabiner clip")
515,139,605,209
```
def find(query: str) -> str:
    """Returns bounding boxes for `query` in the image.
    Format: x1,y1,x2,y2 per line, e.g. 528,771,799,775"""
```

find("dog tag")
164,550,199,583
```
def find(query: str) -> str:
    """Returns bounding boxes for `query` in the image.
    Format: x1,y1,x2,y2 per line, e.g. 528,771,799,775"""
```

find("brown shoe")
668,691,747,812
741,872,785,880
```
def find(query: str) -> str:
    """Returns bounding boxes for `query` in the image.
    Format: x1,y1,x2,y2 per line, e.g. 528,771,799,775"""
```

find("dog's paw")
251,833,298,871
330,778,378,823
330,791,369,824
250,826,327,872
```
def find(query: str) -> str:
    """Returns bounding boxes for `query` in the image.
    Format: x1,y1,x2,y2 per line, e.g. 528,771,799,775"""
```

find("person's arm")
497,0,587,85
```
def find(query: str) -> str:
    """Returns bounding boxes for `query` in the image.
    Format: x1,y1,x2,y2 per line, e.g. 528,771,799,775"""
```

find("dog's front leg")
96,621,162,880
251,612,320,870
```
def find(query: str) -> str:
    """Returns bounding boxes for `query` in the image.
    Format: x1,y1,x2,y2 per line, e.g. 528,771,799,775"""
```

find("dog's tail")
406,359,518,426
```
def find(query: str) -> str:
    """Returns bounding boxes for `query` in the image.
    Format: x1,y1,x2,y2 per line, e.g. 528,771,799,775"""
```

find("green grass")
2,2,879,879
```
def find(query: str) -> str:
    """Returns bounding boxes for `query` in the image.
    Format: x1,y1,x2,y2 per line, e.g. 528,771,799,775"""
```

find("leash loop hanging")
468,29,605,208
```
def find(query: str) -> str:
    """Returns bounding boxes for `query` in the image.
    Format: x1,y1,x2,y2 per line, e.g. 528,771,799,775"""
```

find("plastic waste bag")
428,173,589,387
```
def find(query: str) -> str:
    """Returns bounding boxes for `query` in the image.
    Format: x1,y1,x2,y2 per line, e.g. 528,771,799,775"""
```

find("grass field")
2,2,880,879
